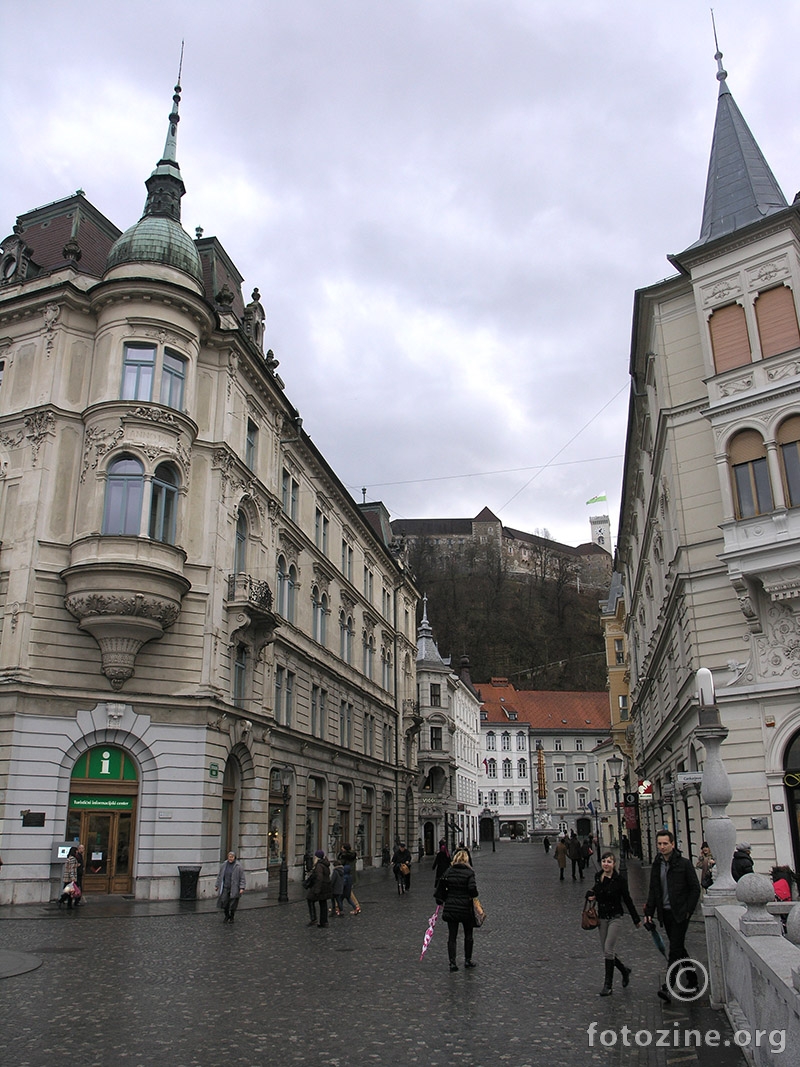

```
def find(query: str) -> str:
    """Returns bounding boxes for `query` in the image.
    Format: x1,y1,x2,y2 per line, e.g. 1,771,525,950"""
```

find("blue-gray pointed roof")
416,596,449,669
692,52,787,248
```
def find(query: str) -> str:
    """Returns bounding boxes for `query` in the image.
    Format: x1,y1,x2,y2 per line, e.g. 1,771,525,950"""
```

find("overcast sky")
3,1,799,549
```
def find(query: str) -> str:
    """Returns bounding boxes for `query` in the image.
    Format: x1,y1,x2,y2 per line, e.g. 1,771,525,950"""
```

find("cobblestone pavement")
0,843,748,1067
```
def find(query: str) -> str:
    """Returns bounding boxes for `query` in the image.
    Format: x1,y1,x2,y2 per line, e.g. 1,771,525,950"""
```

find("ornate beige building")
0,82,418,904
617,48,800,872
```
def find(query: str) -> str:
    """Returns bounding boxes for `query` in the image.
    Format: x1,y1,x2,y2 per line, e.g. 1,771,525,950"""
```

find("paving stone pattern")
0,844,746,1067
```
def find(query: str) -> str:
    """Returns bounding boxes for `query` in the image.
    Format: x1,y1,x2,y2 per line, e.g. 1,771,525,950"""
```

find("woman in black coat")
434,848,479,971
432,839,451,888
586,851,641,996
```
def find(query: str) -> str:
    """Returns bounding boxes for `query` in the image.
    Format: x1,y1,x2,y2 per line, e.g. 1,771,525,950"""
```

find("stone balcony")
61,535,191,690
719,508,800,628
225,573,279,657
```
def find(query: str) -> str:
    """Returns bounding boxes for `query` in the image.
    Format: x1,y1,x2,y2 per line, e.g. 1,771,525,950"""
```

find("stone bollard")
736,873,782,937
787,902,800,946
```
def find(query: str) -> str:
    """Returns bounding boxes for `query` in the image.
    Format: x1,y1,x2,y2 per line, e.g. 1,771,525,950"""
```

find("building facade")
617,49,800,873
0,84,418,904
476,679,610,841
415,600,481,852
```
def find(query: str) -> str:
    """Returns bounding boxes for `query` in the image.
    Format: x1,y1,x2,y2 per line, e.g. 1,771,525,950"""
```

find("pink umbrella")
419,904,442,961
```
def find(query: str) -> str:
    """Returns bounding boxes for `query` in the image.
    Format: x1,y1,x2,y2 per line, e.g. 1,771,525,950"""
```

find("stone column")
696,699,738,1009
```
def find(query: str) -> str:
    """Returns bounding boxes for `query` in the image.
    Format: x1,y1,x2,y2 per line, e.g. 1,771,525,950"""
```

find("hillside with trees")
406,537,608,690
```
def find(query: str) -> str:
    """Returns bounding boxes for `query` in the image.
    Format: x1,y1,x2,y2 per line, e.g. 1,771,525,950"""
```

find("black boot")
614,957,631,987
599,958,614,996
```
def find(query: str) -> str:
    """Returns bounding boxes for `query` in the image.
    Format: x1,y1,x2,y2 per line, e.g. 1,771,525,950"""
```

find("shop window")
709,303,751,373
755,286,800,359
730,430,773,518
103,455,144,535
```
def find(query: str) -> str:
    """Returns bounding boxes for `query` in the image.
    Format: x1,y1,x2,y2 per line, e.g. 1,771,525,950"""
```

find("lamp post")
607,753,627,880
278,767,292,903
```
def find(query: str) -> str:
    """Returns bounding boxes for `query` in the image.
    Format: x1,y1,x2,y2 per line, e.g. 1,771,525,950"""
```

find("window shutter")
709,304,751,372
755,286,800,359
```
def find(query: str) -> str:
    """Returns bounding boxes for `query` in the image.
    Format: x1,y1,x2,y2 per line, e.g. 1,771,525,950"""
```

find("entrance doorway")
66,809,135,893
67,745,138,894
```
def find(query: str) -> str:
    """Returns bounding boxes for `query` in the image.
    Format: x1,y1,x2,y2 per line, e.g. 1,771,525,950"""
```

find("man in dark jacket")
568,831,583,880
731,842,754,882
644,831,701,1002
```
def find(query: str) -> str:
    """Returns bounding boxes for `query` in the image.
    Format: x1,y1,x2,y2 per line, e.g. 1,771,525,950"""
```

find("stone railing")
704,874,800,1067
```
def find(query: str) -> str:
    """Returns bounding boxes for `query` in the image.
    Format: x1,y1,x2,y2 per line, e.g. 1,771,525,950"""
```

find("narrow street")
1,843,747,1067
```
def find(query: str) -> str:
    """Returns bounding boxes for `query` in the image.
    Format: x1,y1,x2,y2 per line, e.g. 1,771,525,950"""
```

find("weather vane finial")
711,9,727,86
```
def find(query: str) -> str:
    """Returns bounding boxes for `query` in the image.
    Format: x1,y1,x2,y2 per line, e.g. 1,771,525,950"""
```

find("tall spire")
694,25,787,247
143,46,187,222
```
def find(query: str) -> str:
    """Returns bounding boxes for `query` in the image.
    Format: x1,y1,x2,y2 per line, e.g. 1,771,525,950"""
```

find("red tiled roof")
13,194,121,279
476,679,611,732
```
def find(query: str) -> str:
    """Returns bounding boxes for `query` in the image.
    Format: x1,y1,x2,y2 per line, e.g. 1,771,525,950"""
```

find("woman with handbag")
434,848,480,972
58,846,79,909
585,851,641,996
391,842,412,894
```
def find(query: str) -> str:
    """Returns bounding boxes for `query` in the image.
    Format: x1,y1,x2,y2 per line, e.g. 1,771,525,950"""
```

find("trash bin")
178,865,202,900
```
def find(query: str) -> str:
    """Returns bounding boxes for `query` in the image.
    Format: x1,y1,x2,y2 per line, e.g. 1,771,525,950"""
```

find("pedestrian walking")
731,841,754,882
554,837,568,881
337,842,358,887
695,841,715,890
418,838,425,862
771,866,794,902
74,843,85,906
58,846,79,909
585,851,641,996
330,861,345,916
457,841,473,865
580,837,594,873
434,848,480,971
543,836,550,855
432,839,451,889
392,842,412,894
643,830,701,1003
305,849,332,926
342,863,361,914
568,831,583,880
215,850,246,923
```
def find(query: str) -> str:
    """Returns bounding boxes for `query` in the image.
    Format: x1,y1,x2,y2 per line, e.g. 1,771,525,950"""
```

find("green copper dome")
106,215,202,283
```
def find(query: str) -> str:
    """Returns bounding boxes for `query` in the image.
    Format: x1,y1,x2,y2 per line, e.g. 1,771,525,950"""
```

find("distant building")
415,600,481,852
392,507,612,590
475,679,610,841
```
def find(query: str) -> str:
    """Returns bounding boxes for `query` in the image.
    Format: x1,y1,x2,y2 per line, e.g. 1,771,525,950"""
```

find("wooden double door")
67,808,135,894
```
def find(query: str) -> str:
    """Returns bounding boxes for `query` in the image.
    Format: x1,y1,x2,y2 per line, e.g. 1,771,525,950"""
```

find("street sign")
676,772,704,786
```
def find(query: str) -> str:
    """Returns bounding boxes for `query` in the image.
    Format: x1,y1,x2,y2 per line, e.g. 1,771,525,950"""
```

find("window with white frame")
518,758,527,778
486,731,496,751
517,731,526,750
555,766,565,782
245,419,258,470
315,508,329,554
576,738,583,751
488,790,498,805
556,792,567,809
504,790,513,805
554,738,562,751
486,759,497,779
282,469,299,521
576,765,586,781
501,732,511,751
103,455,144,535
502,759,512,779
519,789,528,805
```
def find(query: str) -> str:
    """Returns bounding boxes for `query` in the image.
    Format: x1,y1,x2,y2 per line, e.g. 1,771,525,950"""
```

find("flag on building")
482,757,488,773
586,493,607,505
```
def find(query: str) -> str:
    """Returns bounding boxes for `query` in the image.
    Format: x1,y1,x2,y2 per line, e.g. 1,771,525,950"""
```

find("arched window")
729,430,773,518
149,463,179,543
363,632,375,679
518,758,528,778
103,455,144,535
486,758,497,779
501,732,511,751
312,586,328,643
502,758,512,779
486,731,496,751
516,731,526,751
277,556,296,622
382,647,393,692
339,612,353,663
778,415,800,508
234,512,247,574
